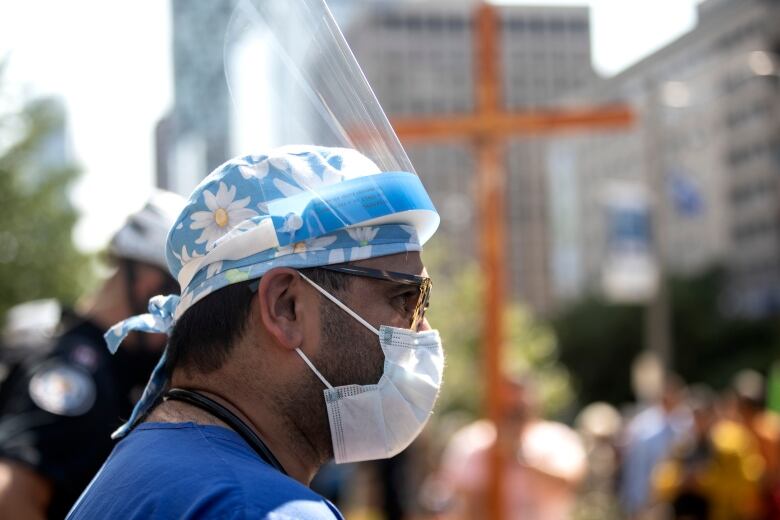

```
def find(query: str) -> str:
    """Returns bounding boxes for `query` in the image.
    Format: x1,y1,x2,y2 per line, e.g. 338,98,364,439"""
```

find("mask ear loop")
298,271,380,335
295,348,334,390
296,271,381,391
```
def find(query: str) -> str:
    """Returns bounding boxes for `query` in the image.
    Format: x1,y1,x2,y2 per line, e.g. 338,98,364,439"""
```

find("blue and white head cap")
104,144,439,438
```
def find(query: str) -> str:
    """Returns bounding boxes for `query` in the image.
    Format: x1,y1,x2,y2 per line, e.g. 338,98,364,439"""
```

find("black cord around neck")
164,388,287,475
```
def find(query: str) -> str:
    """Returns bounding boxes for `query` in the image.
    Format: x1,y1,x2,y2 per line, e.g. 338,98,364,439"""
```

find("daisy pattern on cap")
347,227,380,261
172,245,201,264
273,153,349,198
238,161,269,180
274,235,338,258
190,182,258,251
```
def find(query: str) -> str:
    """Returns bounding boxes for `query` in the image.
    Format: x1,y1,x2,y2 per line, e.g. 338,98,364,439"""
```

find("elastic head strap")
298,271,379,336
121,259,143,315
120,259,149,352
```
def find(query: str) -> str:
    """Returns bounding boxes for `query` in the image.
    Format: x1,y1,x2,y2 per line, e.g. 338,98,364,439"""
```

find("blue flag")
667,171,704,217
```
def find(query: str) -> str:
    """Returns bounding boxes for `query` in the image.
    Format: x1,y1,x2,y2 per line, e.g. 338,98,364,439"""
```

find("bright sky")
0,1,172,252
0,0,700,252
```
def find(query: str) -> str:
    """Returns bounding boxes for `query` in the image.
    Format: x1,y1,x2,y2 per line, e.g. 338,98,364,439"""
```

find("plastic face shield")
224,0,410,172
223,0,439,245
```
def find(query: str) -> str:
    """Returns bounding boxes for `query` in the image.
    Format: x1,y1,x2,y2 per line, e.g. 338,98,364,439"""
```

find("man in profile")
67,145,444,519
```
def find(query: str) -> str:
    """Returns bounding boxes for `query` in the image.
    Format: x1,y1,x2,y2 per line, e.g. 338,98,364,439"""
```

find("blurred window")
528,18,544,32
426,17,444,32
505,18,526,32
728,140,773,167
567,19,587,32
730,179,775,206
447,16,469,32
549,19,566,32
380,15,403,30
732,218,777,243
406,17,423,31
725,100,770,129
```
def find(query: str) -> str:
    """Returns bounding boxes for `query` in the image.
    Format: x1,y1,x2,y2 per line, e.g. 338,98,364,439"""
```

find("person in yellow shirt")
653,386,765,520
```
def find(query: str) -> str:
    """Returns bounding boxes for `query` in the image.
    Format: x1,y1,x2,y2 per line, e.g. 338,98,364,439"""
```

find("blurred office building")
30,98,74,173
342,0,596,314
156,0,236,195
156,0,368,195
157,0,780,318
157,0,596,315
9,95,76,193
559,0,780,315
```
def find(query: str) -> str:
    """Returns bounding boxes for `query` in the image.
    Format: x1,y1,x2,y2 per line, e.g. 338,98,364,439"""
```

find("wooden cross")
390,4,634,519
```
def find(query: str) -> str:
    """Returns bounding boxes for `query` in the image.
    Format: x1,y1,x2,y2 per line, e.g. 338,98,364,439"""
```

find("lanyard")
164,388,287,475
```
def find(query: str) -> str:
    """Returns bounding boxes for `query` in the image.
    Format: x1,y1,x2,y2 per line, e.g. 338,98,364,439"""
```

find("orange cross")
390,4,634,519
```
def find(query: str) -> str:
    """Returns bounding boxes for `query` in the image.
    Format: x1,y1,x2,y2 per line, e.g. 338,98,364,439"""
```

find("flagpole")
642,83,673,374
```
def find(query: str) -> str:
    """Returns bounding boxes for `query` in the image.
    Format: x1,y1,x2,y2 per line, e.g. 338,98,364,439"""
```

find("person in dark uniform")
0,191,185,519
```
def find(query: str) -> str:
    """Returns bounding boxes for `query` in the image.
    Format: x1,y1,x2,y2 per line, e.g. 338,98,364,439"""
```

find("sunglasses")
319,264,432,330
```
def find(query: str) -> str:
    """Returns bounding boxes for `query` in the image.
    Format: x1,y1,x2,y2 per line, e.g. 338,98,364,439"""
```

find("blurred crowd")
619,369,780,520
311,368,780,520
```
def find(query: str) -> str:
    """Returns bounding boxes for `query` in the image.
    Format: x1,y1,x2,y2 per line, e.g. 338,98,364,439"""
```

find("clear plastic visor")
224,0,417,176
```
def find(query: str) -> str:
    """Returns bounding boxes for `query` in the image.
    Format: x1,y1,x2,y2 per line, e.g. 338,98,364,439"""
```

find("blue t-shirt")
66,422,345,519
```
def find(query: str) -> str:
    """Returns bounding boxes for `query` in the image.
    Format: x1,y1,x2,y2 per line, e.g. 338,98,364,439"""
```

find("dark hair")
166,268,350,375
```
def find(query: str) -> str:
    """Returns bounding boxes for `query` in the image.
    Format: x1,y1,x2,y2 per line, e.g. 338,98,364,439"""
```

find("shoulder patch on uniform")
28,363,96,416
69,344,99,372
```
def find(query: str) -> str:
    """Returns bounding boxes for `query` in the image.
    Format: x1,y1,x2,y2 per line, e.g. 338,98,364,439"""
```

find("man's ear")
254,268,305,351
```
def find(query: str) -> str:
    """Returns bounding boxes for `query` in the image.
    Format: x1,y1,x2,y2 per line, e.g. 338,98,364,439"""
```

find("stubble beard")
276,303,384,464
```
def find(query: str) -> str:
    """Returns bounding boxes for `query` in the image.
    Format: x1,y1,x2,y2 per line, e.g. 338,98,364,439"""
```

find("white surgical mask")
297,272,444,464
